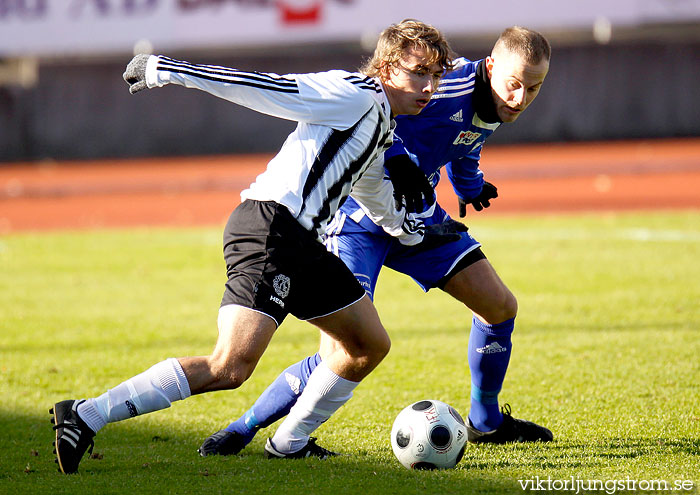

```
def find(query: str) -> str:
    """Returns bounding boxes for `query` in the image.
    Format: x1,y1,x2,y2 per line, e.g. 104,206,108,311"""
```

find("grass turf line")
1,211,698,494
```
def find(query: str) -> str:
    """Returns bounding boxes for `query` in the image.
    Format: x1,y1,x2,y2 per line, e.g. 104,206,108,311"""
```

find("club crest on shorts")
273,274,291,299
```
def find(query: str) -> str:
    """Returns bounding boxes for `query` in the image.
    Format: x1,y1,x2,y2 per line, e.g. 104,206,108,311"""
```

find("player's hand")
384,154,435,213
123,54,151,94
458,181,498,217
418,219,469,251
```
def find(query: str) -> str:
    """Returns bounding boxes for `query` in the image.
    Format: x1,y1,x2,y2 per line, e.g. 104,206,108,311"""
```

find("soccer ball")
390,399,467,470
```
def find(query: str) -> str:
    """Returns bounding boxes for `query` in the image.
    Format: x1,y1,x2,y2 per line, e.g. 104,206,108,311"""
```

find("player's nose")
512,88,525,106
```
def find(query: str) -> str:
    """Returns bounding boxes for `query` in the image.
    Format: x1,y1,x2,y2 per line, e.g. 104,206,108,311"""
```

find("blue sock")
224,353,321,444
468,316,514,432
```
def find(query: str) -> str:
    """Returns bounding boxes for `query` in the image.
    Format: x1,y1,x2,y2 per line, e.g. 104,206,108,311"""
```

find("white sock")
77,358,191,433
270,362,357,453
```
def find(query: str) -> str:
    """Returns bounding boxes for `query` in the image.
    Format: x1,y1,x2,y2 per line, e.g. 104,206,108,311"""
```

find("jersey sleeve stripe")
437,83,475,93
438,81,475,91
160,67,301,93
345,74,375,85
353,84,382,92
431,88,475,99
159,56,298,84
344,75,382,93
157,57,300,92
439,74,475,85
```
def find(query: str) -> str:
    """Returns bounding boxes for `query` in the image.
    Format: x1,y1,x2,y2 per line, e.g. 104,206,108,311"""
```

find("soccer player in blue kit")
199,26,554,457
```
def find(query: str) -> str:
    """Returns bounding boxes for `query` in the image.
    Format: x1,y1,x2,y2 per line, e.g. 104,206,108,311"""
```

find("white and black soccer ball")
390,399,467,470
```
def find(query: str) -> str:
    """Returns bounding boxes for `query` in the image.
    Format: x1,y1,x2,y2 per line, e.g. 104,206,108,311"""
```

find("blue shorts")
325,199,482,299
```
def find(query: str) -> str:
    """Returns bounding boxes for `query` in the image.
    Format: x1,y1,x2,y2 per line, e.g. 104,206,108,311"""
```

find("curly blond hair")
360,19,454,78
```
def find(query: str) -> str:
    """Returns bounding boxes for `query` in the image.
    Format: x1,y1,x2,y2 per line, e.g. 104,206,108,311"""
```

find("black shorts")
220,200,366,326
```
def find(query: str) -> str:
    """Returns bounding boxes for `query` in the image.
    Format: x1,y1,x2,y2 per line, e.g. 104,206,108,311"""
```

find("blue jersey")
339,57,500,225
328,58,498,292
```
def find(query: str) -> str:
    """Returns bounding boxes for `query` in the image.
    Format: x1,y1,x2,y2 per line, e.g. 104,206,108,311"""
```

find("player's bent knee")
367,334,391,364
479,288,518,325
364,332,391,368
346,345,389,377
206,355,255,390
490,293,517,324
503,291,518,321
345,330,390,367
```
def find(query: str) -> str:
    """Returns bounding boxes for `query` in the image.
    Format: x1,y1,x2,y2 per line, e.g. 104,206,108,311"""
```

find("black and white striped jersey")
144,55,397,239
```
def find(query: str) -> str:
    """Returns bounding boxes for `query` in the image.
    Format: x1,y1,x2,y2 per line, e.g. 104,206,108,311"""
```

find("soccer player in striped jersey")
50,19,455,473
200,26,553,457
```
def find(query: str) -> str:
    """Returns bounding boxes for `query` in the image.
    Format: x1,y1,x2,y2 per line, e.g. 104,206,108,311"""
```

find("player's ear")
485,56,495,79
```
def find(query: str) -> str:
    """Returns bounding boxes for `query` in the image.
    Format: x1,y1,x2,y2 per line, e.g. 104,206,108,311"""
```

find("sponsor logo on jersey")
476,342,508,354
273,274,291,298
449,109,464,122
453,129,481,147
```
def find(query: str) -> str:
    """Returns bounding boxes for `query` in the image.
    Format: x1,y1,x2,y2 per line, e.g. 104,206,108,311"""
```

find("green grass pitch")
1,211,698,494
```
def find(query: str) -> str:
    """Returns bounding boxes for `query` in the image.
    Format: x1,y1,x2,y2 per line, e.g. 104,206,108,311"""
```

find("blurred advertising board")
1,0,699,57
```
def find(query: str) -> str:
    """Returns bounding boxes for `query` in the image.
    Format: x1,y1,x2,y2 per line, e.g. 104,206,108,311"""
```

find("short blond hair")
361,19,454,78
492,26,551,65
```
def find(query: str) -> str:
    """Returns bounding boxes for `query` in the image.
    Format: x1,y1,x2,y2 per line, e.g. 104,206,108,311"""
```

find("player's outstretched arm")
121,55,377,128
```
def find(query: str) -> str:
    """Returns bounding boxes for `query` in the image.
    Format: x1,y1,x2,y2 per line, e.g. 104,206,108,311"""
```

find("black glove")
384,154,435,213
418,219,469,251
123,54,151,94
458,181,498,217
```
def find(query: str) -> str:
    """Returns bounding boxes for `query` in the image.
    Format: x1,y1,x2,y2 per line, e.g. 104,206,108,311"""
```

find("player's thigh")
214,304,278,367
326,229,392,301
319,230,391,360
310,294,388,355
309,295,390,380
385,231,481,291
180,304,278,393
442,258,517,324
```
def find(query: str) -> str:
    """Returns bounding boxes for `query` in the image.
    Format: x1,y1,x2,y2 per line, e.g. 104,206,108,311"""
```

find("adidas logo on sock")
476,342,507,354
450,109,463,122
285,372,301,394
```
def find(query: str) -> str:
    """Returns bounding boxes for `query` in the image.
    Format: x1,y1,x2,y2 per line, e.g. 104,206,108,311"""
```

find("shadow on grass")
1,408,518,495
449,437,700,472
594,437,700,458
2,408,698,495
